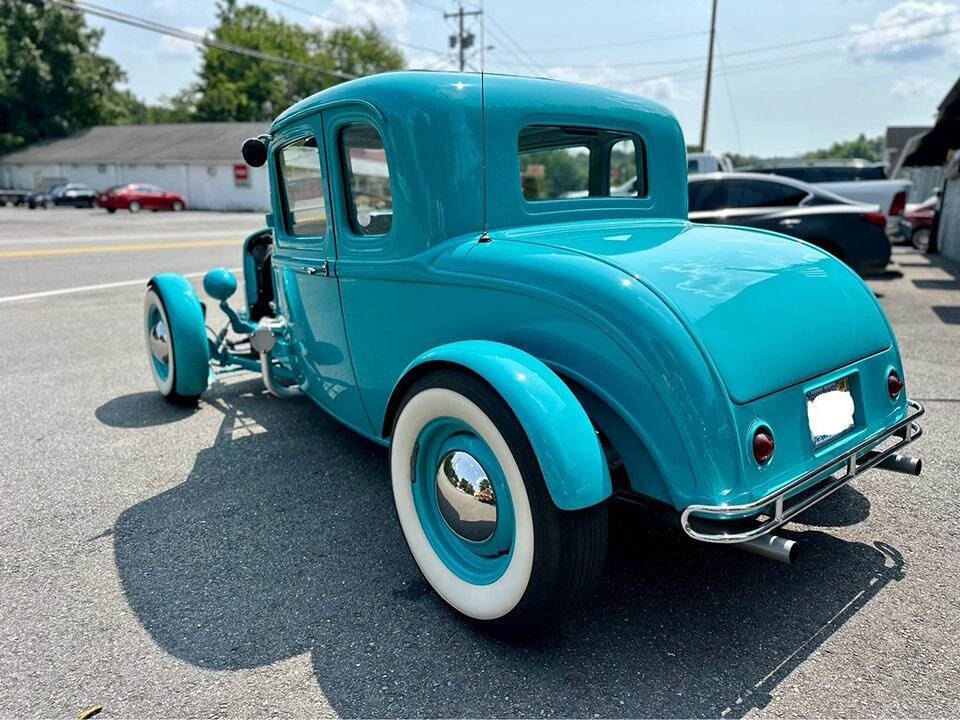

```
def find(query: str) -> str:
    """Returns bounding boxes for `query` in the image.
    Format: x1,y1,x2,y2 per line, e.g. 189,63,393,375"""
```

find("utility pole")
445,3,482,72
699,0,718,152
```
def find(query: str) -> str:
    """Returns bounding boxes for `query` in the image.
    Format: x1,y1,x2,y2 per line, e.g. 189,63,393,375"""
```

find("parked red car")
904,193,938,251
97,183,186,213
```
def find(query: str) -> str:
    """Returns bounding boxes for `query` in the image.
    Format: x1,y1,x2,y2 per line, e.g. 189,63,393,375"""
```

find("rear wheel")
389,370,607,635
912,228,930,252
129,200,141,213
106,208,116,214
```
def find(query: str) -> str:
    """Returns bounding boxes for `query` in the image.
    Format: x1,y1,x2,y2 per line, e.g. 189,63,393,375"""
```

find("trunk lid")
499,220,892,404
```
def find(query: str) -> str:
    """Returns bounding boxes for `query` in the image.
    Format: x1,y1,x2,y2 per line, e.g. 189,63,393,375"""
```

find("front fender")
148,273,210,397
390,340,611,511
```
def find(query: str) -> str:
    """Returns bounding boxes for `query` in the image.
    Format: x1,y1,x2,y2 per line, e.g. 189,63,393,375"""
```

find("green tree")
0,0,138,152
803,133,884,163
192,1,404,122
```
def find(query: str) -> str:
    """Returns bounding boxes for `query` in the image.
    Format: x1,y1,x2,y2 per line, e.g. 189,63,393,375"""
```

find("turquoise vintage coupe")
143,72,923,634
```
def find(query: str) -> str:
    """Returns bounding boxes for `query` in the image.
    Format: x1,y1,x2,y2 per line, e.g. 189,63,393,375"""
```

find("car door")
268,116,373,434
717,178,810,230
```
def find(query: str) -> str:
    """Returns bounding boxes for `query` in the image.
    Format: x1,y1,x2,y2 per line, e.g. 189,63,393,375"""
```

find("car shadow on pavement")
108,380,905,719
96,391,200,428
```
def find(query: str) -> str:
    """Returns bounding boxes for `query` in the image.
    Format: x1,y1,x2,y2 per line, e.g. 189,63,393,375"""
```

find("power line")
715,35,743,153
269,0,447,56
55,0,357,80
529,7,960,70
618,24,960,87
408,0,447,12
484,12,545,74
512,30,711,55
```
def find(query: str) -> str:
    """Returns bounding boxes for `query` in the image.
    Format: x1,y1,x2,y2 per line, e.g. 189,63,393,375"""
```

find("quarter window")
278,136,327,237
340,124,393,235
517,125,646,201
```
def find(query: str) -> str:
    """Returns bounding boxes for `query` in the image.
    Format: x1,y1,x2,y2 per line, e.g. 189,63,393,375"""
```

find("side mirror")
242,137,268,168
203,268,238,302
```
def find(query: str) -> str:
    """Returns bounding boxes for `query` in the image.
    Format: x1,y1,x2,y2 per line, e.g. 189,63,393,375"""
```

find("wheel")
912,228,930,252
86,199,95,208
389,370,608,635
106,208,116,214
143,284,208,404
129,200,141,213
172,200,184,212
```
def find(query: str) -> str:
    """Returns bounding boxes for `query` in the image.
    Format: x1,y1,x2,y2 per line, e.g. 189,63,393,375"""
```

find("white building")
0,122,270,211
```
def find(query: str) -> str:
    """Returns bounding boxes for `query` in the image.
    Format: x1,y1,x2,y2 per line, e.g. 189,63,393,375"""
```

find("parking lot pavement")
1,224,959,717
0,207,263,298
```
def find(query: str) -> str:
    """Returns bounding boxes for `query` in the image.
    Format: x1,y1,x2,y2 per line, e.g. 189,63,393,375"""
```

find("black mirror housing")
242,137,268,167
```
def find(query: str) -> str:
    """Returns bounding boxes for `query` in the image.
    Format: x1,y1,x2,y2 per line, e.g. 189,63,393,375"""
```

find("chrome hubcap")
435,450,497,543
149,316,170,364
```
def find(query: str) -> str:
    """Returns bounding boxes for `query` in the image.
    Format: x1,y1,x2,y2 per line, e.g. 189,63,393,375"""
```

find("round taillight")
888,371,904,398
752,427,775,465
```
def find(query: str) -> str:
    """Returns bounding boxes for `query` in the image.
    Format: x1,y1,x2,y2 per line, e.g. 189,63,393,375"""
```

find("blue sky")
89,0,960,157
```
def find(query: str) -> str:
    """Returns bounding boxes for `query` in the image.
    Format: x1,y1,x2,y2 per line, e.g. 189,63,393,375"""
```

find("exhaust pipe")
734,534,798,565
877,453,922,476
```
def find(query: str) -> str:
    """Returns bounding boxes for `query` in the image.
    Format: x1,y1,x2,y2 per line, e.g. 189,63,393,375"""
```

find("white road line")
0,229,256,247
0,268,241,305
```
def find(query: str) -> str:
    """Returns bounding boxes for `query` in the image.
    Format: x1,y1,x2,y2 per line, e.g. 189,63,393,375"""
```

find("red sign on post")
234,163,250,187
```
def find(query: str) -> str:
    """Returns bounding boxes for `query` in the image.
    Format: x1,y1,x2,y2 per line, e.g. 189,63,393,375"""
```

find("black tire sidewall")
390,369,606,634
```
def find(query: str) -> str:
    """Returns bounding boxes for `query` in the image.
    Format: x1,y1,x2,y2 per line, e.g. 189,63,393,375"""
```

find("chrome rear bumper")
681,400,924,544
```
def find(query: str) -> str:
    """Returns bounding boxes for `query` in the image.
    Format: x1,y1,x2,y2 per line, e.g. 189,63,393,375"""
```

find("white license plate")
807,377,855,448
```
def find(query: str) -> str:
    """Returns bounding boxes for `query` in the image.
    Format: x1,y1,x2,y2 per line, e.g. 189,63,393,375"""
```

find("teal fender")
389,340,611,511
148,273,210,397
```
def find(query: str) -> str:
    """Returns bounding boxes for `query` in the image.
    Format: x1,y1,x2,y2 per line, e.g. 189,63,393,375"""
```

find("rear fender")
385,340,611,511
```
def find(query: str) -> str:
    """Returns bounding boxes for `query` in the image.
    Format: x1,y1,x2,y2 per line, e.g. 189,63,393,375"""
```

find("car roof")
688,171,857,204
270,70,674,133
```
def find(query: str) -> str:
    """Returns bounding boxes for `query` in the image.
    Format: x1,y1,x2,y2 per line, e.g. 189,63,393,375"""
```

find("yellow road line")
0,239,239,259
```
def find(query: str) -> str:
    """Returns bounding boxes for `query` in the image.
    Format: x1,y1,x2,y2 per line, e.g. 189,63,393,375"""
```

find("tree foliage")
191,1,405,122
0,1,141,153
802,133,884,163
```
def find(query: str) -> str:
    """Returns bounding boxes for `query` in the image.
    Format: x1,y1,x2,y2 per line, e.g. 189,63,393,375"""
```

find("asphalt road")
1,207,959,718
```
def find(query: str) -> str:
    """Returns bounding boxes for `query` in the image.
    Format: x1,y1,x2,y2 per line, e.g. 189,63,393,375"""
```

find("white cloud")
540,65,685,102
847,1,960,62
311,0,409,39
891,75,941,98
156,26,207,61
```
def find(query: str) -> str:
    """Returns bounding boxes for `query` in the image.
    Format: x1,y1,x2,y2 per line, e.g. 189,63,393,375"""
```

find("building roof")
0,122,266,165
885,125,931,151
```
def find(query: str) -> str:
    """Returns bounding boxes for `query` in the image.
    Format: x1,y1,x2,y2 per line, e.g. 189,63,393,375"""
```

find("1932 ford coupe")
143,72,924,633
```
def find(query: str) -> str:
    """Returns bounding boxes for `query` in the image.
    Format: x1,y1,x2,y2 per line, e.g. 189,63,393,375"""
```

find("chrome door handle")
303,260,329,276
779,218,801,227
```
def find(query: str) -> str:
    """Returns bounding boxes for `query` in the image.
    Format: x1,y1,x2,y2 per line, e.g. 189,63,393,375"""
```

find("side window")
609,138,643,197
340,124,393,236
519,144,590,199
517,125,647,201
688,180,723,211
725,179,808,208
278,136,327,237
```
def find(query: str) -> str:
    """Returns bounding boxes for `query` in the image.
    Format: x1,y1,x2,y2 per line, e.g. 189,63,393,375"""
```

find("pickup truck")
741,160,911,237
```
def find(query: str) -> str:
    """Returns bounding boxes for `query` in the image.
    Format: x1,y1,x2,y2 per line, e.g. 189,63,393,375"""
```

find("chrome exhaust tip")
735,534,798,565
876,453,922,476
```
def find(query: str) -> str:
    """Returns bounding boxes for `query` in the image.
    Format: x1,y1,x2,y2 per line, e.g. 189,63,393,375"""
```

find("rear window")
518,125,646,201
